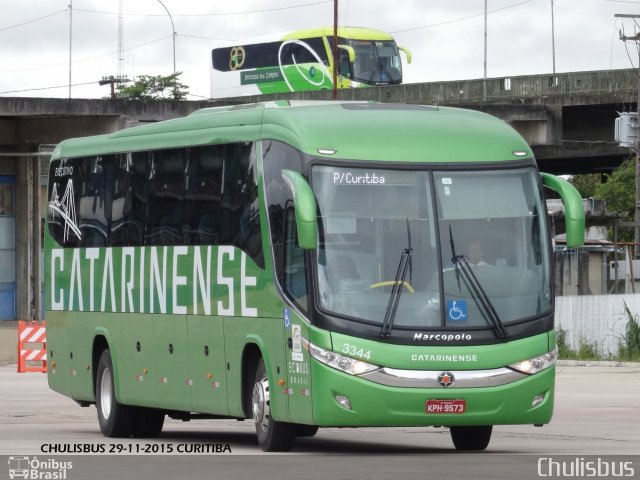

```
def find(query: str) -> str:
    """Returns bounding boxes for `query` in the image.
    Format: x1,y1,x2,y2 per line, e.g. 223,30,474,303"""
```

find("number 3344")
342,344,371,360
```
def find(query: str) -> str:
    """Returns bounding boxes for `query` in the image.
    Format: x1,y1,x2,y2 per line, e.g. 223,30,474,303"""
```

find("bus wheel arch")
92,335,110,401
241,343,262,419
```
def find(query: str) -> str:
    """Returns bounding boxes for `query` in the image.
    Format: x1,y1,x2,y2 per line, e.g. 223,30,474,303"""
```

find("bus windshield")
312,165,551,331
344,39,402,84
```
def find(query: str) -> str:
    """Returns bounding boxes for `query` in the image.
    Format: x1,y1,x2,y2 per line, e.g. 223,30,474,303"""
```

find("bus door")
281,207,313,425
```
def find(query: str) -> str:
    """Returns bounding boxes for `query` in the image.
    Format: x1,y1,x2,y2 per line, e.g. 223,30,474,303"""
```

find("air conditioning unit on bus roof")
614,112,638,147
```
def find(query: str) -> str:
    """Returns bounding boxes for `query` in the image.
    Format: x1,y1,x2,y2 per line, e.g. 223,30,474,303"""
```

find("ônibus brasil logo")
8,456,73,480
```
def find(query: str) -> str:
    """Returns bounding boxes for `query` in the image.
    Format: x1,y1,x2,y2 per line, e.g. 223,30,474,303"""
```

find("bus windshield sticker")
447,300,468,321
48,179,82,242
292,324,303,362
441,178,452,185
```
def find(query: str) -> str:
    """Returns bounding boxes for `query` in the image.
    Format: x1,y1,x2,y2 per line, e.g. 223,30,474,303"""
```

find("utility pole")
99,75,128,99
616,13,640,255
156,0,177,97
68,0,73,98
551,0,556,74
483,0,487,101
332,0,338,100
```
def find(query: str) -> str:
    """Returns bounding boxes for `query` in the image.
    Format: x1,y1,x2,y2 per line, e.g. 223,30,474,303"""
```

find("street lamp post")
156,0,176,93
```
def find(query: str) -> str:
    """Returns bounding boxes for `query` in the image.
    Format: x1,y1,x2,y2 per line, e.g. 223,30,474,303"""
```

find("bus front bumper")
310,362,555,427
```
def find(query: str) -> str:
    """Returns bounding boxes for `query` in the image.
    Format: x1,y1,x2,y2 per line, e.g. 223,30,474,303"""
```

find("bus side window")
77,155,114,248
338,50,351,78
284,207,308,309
145,149,186,246
221,142,264,268
182,146,223,245
48,157,81,248
111,153,147,247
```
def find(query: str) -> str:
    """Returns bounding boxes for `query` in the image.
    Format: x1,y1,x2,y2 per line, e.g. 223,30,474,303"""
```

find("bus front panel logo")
229,46,246,71
437,371,455,388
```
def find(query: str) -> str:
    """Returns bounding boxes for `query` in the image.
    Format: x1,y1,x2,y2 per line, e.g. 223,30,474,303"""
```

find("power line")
0,35,172,76
0,9,67,34
390,0,534,34
178,34,237,42
74,1,331,18
0,81,96,95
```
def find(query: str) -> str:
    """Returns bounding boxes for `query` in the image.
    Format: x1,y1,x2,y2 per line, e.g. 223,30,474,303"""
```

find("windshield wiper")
380,247,412,338
449,226,509,341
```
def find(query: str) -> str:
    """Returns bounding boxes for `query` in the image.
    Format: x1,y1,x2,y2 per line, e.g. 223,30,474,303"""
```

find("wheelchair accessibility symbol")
447,300,468,321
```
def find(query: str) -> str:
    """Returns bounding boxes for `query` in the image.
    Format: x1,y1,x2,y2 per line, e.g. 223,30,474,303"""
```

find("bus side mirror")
541,172,585,248
337,45,356,63
398,46,412,64
282,169,318,250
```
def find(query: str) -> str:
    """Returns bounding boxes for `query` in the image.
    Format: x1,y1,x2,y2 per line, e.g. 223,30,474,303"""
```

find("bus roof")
283,26,395,42
212,26,395,49
52,101,533,164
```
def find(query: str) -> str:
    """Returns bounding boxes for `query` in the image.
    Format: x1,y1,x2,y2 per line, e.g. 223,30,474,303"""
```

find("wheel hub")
252,375,270,430
100,367,113,420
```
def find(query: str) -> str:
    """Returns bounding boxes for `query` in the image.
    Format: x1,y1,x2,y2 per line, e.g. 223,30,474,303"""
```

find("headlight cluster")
309,343,380,376
509,347,558,375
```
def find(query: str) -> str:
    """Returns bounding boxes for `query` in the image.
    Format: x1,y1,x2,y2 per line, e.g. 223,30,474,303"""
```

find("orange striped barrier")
17,320,47,373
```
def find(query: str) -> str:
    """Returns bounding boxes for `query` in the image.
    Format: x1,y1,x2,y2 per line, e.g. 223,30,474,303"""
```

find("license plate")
425,399,466,414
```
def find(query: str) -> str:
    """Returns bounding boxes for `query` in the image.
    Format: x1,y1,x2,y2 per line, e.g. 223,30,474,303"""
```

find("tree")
578,156,636,242
594,157,635,220
116,72,189,100
569,173,602,199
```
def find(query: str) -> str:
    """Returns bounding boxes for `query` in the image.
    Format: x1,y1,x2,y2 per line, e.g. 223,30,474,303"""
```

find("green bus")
45,101,585,451
210,27,411,98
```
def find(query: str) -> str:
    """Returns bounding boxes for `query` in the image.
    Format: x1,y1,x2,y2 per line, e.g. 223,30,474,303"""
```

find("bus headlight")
309,343,380,376
509,347,558,375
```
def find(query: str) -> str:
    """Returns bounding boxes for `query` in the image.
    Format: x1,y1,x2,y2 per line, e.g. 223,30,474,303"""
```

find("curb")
558,359,640,368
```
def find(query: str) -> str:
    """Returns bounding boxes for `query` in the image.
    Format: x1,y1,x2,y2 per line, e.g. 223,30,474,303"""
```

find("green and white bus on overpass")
46,101,585,451
210,27,411,98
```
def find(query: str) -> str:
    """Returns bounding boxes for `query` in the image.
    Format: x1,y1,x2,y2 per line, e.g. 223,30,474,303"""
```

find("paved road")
1,364,639,479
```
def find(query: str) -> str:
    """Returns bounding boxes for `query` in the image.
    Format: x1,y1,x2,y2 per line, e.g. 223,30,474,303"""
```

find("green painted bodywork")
281,169,318,249
541,173,586,248
46,101,583,432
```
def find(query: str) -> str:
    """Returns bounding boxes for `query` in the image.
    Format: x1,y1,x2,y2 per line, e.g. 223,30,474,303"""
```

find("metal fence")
555,293,640,356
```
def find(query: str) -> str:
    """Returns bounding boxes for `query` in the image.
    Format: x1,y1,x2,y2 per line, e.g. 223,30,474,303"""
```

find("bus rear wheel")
252,358,296,452
449,426,493,451
95,349,136,437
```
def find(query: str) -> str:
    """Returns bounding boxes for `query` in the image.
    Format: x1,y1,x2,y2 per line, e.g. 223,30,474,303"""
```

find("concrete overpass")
0,68,636,322
218,68,639,175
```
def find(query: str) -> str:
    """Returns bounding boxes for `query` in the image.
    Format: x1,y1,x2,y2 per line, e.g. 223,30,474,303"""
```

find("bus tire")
95,349,135,437
252,358,296,451
133,408,165,438
449,425,493,451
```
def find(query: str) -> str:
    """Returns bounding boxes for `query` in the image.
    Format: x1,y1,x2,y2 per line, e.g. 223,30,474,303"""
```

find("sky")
1,0,640,100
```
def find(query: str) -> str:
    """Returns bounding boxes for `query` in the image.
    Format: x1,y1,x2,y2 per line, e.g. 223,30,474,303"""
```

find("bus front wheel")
95,349,136,437
252,358,296,451
449,425,493,451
